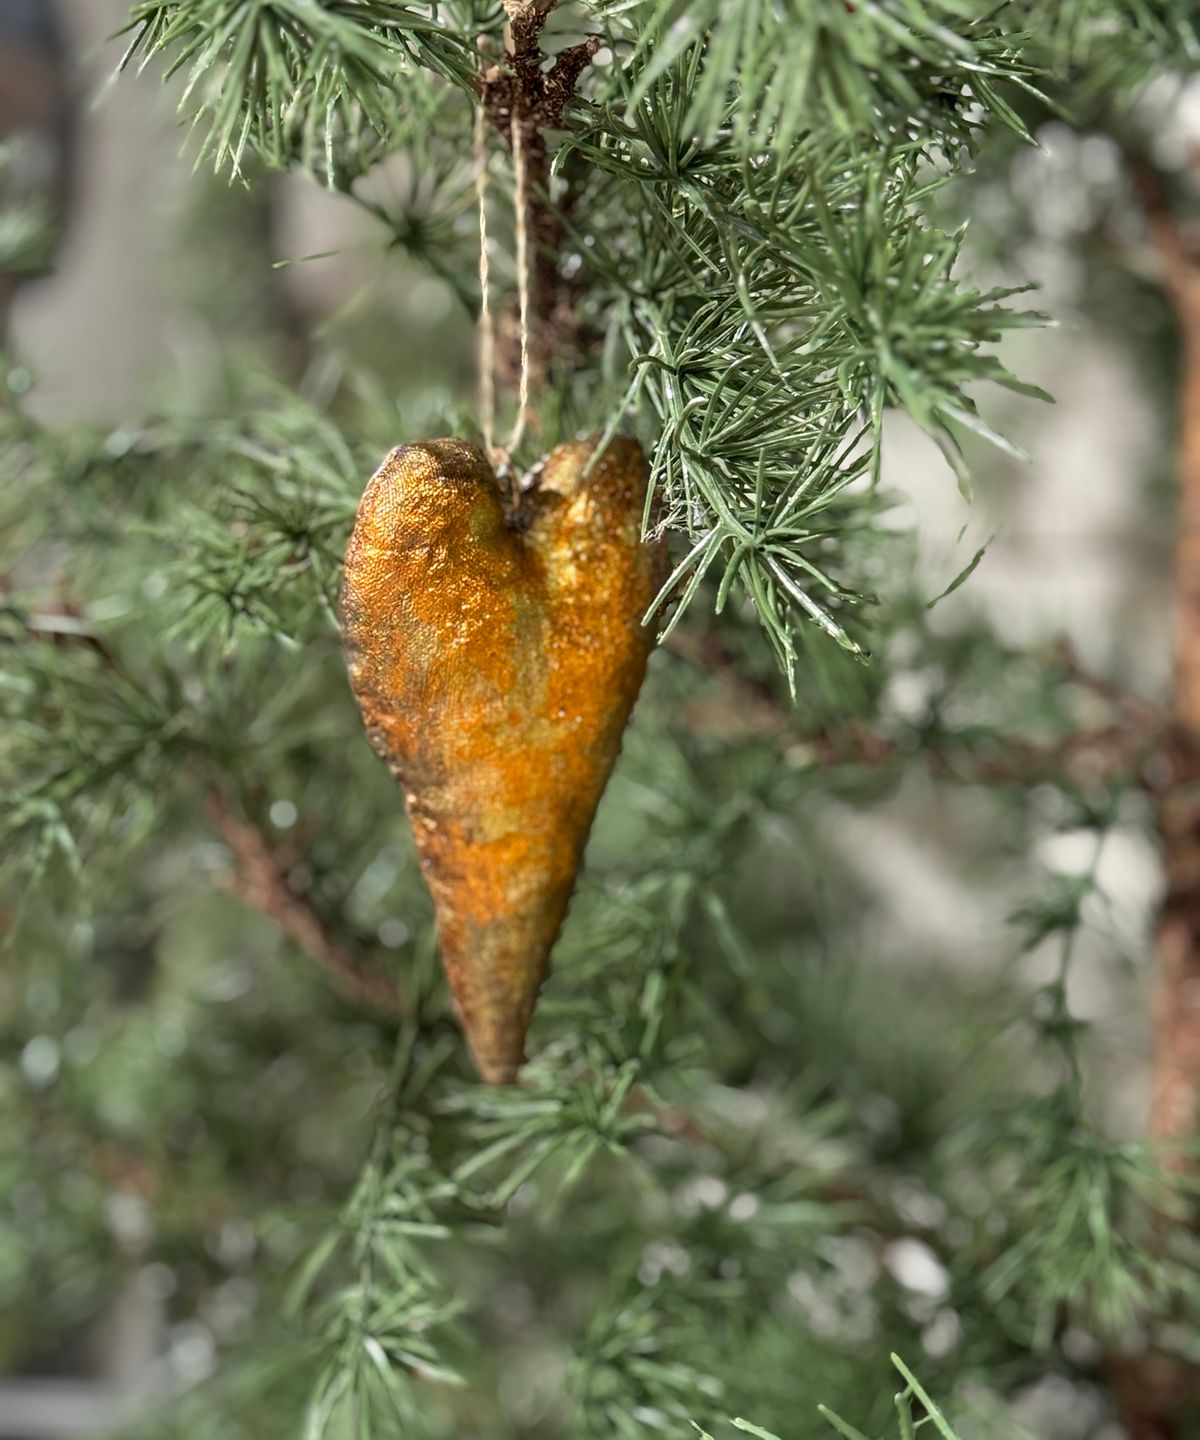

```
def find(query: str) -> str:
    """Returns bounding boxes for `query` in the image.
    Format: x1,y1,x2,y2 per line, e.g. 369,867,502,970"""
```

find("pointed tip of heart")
463,1014,527,1086
475,1055,521,1086
453,965,539,1086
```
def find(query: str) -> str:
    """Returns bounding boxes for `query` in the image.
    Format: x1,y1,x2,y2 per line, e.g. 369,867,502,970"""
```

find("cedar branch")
9,598,410,1021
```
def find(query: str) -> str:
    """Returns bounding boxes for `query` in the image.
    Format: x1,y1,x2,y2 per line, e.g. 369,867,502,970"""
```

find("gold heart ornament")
341,436,668,1083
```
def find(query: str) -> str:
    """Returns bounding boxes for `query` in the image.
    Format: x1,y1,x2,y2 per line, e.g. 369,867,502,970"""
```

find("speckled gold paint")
341,436,667,1083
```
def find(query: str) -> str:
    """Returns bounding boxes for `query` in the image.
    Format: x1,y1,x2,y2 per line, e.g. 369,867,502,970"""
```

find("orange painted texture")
341,436,667,1082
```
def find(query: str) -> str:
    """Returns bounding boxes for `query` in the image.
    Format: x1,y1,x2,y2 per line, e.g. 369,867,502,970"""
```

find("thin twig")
10,596,410,1022
206,787,409,1020
671,628,1166,791
477,0,600,391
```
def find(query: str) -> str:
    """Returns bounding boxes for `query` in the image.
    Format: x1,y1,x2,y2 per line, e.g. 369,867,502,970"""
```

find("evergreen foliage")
3,1,1200,1437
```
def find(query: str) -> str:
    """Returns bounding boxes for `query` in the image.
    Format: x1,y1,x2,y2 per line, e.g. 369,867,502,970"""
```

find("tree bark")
1109,156,1200,1440
1149,385,1200,1159
1139,163,1200,1163
479,1,598,393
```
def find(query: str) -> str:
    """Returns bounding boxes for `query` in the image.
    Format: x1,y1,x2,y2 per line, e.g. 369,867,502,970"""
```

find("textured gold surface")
341,436,667,1083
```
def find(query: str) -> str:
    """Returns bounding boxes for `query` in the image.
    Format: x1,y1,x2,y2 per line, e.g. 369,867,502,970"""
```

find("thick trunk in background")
1149,268,1200,1162
1107,162,1200,1440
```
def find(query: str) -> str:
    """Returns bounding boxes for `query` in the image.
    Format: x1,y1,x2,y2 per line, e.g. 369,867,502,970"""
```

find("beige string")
507,111,531,460
474,97,497,464
474,95,532,475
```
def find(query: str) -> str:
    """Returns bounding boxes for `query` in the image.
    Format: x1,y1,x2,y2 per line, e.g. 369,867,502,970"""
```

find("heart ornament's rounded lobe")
341,436,667,1082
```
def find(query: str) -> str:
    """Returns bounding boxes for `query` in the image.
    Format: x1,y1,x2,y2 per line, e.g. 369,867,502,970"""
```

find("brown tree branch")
205,788,409,1020
1097,146,1200,1440
478,1,600,391
9,595,411,1021
1127,152,1200,1176
670,629,1166,791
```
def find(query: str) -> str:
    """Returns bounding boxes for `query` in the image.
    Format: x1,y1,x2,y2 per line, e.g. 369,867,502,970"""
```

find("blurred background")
2,2,1195,1437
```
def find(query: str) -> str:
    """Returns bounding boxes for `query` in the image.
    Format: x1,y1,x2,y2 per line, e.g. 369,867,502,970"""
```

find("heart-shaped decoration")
341,436,667,1082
